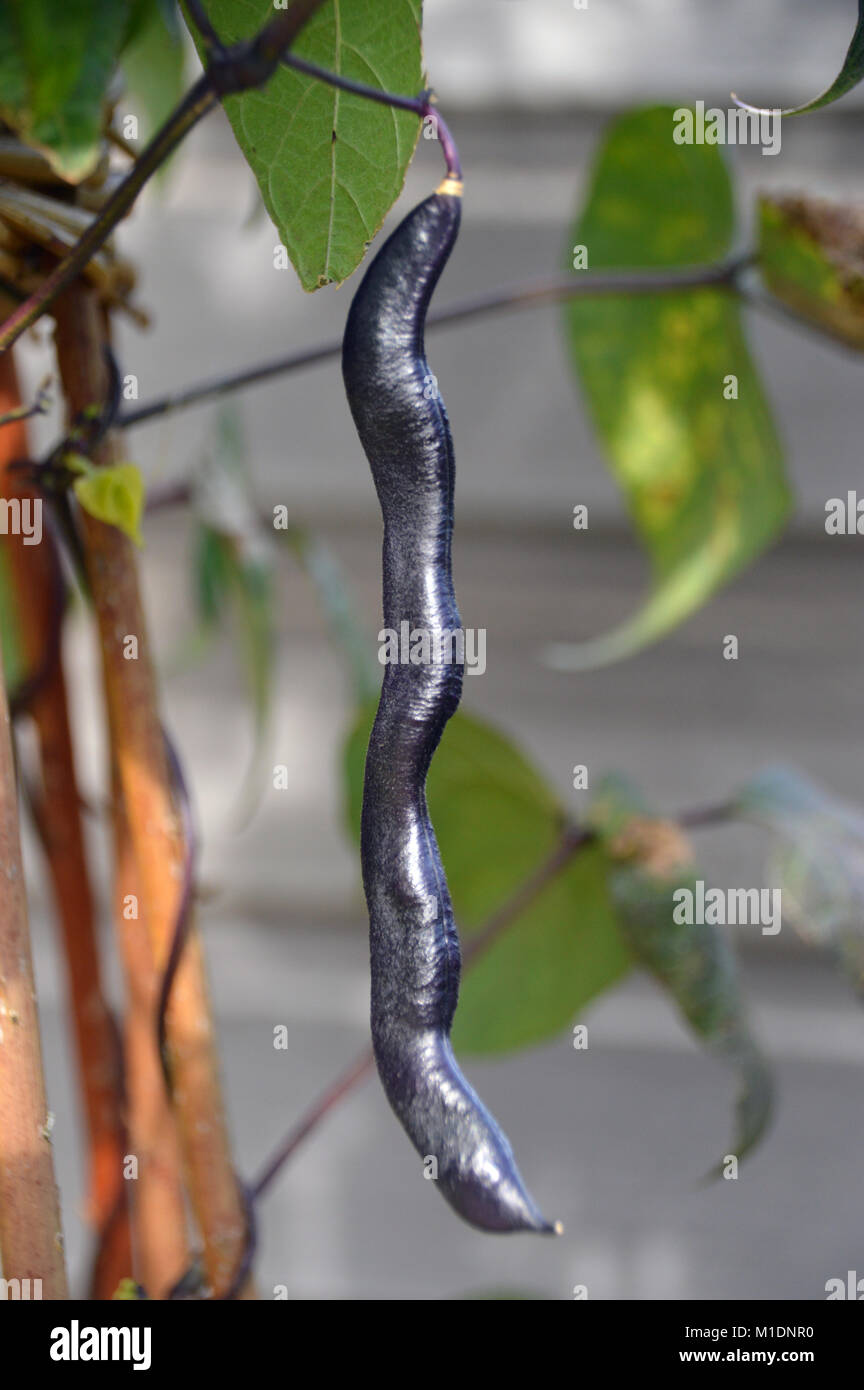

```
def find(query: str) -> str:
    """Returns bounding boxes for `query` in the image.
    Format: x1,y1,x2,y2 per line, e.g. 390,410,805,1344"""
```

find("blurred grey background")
12,0,864,1299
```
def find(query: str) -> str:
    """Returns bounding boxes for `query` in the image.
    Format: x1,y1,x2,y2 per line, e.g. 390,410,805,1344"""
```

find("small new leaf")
74,462,144,546
111,1276,141,1300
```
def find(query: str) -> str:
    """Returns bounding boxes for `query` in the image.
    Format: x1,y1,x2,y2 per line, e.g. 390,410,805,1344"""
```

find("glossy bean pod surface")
342,181,553,1234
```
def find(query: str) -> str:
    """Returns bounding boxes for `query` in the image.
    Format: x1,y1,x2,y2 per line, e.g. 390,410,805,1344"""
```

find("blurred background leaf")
122,0,187,148
590,773,773,1169
186,0,423,290
734,764,864,996
0,0,133,180
758,193,864,350
548,105,789,670
734,0,864,116
282,524,378,704
186,406,277,821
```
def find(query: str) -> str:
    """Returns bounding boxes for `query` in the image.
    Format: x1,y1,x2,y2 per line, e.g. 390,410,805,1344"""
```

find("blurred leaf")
734,1,864,116
74,462,144,546
192,515,276,740
189,406,278,818
0,542,25,693
186,0,423,291
344,703,631,1054
111,1276,141,1300
0,0,133,181
590,774,773,1169
122,0,186,146
549,106,789,670
759,193,864,350
281,524,378,704
194,521,233,626
734,764,864,994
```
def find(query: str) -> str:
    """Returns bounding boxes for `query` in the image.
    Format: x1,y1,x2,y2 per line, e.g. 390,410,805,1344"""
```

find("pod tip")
553,1219,564,1237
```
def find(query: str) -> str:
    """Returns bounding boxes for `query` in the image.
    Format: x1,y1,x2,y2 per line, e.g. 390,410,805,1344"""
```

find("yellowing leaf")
759,194,864,350
549,106,789,669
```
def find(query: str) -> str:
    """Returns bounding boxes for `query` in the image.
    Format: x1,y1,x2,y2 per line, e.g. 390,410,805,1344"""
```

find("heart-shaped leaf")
187,0,424,290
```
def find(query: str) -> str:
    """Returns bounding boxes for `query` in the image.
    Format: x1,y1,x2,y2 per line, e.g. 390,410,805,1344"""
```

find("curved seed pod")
342,181,555,1234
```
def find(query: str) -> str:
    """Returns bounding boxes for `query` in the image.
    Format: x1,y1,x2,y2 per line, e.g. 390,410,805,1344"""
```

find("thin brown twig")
0,376,51,427
119,258,749,429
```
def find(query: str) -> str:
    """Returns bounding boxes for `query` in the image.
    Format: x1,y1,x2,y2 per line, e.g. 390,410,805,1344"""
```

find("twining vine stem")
281,55,463,178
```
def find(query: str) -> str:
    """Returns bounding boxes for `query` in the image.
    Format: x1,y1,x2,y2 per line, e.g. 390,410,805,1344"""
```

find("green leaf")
186,0,423,290
122,0,186,147
733,1,864,116
194,521,233,627
758,194,864,351
344,703,631,1054
590,775,773,1169
74,462,144,545
549,106,789,670
0,0,134,181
